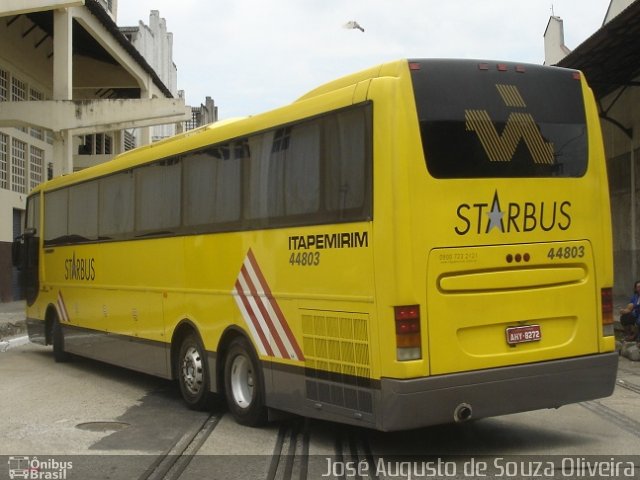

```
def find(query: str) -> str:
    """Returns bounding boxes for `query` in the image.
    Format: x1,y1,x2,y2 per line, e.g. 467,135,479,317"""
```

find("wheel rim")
181,346,204,396
230,354,254,409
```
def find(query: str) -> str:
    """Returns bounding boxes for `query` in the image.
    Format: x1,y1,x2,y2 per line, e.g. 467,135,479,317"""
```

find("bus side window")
284,122,320,216
99,171,134,239
135,161,181,234
44,189,68,245
323,107,369,217
183,147,242,228
69,182,98,242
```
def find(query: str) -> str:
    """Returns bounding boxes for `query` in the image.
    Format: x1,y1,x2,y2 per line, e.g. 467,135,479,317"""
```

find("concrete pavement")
0,300,26,341
0,300,28,351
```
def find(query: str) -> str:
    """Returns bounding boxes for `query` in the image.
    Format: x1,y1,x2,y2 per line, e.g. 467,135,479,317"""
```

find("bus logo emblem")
465,84,555,165
486,191,504,233
232,249,304,361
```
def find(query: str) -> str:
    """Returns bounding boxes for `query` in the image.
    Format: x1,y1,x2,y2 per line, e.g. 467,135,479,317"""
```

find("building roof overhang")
21,0,172,99
557,0,640,100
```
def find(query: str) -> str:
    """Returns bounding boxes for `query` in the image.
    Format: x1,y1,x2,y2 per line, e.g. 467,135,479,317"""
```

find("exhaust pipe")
453,403,473,423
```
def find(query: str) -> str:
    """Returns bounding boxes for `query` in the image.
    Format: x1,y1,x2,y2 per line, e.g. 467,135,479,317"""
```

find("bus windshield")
410,59,588,179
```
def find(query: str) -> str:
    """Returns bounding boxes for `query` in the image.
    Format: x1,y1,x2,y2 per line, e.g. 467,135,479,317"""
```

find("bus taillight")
394,305,422,360
601,288,614,336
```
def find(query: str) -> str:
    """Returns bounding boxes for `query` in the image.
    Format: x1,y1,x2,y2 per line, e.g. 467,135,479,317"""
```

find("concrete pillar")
53,8,74,174
53,131,74,173
140,85,153,146
112,129,124,155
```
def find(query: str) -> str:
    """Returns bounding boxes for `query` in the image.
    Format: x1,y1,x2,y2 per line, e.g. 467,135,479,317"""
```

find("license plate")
506,325,541,345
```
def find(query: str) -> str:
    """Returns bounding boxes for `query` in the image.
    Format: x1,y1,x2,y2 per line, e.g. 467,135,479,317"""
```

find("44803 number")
289,251,320,266
547,245,585,260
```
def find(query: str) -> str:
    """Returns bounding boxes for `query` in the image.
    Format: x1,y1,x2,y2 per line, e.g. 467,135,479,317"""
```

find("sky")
115,1,610,120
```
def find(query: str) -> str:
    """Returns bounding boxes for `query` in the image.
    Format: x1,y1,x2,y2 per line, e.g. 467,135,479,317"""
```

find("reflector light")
478,63,489,71
572,72,581,80
506,253,531,263
497,64,508,72
409,62,421,71
515,65,526,73
396,334,420,347
394,305,422,361
601,288,614,333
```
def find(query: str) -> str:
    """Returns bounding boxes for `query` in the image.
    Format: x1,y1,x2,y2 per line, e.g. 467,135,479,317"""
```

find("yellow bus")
13,59,617,431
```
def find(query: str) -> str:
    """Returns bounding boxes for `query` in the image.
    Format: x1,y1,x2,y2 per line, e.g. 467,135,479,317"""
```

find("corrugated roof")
557,0,640,99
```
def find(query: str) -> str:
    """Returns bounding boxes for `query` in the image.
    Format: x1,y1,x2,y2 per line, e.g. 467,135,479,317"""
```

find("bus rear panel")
374,59,616,430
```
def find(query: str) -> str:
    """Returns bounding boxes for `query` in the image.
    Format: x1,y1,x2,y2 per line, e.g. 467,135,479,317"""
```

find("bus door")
12,195,40,305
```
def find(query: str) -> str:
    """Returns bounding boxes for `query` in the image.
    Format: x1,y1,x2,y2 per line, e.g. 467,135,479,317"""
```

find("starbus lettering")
454,191,571,235
64,252,96,281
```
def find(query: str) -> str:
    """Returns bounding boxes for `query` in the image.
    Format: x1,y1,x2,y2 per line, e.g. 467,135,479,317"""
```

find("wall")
601,85,640,296
0,189,26,301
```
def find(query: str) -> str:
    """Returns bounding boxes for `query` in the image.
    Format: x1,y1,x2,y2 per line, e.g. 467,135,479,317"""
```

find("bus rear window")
410,59,588,178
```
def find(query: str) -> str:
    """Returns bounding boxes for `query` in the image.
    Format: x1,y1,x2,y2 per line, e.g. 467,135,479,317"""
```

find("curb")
0,319,27,341
618,340,640,361
0,335,30,352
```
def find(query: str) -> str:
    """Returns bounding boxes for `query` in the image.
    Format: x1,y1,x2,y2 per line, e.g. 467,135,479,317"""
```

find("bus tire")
177,332,212,410
224,336,267,427
52,315,70,363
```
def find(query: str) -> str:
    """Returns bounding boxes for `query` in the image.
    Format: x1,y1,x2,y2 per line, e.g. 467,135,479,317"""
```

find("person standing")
619,280,640,341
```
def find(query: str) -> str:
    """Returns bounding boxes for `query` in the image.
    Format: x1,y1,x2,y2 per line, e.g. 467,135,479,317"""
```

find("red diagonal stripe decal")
234,279,274,357
246,249,304,360
233,249,304,361
240,264,287,357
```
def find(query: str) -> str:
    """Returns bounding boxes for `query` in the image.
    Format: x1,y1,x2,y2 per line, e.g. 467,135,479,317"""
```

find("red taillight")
573,71,581,80
395,305,419,321
395,305,422,360
497,63,508,72
601,288,614,336
396,318,420,334
409,62,421,71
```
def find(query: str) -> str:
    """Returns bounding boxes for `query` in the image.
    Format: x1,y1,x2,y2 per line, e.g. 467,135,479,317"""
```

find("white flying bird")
343,20,365,32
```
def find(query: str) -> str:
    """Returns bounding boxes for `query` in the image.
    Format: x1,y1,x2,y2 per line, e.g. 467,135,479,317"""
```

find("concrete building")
185,96,218,131
544,0,640,295
120,10,180,143
0,0,191,302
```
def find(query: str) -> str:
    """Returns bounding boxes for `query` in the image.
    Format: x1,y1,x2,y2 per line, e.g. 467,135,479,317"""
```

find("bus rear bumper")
378,352,618,431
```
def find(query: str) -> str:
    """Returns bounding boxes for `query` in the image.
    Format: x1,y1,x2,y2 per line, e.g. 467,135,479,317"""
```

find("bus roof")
32,58,409,194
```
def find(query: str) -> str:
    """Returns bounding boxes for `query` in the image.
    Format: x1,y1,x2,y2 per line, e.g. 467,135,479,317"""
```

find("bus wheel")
224,337,266,426
177,333,212,410
52,315,70,363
